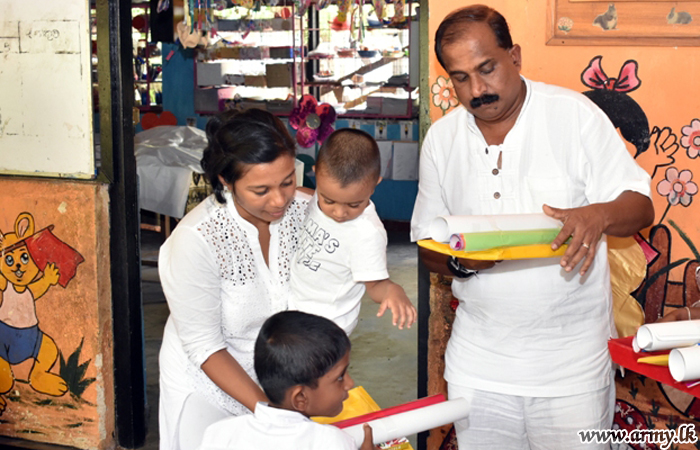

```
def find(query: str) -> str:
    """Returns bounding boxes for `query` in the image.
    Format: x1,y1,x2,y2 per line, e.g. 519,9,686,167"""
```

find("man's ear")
376,176,383,186
312,165,316,173
509,44,522,70
289,385,309,412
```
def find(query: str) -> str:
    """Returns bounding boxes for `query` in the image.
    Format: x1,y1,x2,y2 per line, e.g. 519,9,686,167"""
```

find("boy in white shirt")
198,311,378,450
290,128,417,335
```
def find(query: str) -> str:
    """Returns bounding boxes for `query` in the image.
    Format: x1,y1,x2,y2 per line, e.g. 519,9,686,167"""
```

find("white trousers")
448,373,614,450
159,388,230,450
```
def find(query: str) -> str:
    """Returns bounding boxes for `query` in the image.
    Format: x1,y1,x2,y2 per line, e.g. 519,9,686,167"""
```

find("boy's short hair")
315,128,381,187
254,311,351,405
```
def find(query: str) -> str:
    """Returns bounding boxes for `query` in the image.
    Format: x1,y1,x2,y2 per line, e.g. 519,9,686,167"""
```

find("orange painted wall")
428,0,700,280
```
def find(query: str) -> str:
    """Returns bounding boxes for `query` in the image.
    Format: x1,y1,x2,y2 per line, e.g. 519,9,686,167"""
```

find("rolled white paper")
669,345,700,382
341,397,470,446
632,336,641,353
429,214,563,243
635,320,700,352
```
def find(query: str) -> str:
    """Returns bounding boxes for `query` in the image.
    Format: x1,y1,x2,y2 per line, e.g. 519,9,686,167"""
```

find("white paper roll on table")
429,214,562,243
341,397,470,446
669,345,700,382
634,320,700,352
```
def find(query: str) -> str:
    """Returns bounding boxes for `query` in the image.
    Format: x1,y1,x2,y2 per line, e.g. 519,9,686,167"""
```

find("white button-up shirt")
198,402,357,450
411,77,651,397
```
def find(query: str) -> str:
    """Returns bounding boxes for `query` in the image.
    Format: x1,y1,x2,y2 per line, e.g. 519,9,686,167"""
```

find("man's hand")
543,203,605,276
365,280,417,330
543,191,654,277
455,257,498,271
657,307,698,323
418,246,496,276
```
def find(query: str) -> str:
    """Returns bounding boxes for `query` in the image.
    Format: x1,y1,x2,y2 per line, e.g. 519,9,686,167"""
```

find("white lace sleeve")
159,224,227,367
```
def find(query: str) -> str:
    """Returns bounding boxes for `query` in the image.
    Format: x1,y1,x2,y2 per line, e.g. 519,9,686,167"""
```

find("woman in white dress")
157,109,310,450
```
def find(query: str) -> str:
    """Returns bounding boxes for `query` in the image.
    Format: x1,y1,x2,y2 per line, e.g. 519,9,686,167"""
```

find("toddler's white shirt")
290,193,388,334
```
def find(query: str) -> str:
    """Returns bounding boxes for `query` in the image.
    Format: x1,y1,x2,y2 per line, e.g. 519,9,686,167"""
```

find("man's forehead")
441,20,497,47
442,41,501,74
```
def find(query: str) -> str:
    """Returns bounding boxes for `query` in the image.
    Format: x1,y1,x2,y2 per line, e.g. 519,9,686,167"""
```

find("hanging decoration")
332,0,353,30
390,0,407,26
179,0,214,48
289,94,337,148
351,2,365,43
316,0,332,10
371,0,386,23
294,0,314,16
232,0,254,8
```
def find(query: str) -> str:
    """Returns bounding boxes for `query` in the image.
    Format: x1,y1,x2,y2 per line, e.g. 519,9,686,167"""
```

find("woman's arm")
201,349,267,411
159,226,261,409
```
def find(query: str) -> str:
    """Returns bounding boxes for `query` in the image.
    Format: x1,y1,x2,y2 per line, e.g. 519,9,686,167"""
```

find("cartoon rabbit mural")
0,212,84,415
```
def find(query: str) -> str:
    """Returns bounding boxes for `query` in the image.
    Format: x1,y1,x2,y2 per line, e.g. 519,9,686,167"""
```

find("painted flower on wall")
680,118,700,159
557,17,574,33
431,76,459,115
657,167,697,206
657,167,698,222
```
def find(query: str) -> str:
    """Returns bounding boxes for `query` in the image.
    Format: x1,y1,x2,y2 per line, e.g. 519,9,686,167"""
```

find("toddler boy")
198,311,377,450
290,128,416,334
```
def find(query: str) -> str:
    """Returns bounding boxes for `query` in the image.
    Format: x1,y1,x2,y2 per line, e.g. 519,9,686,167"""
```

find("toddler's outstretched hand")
366,279,417,330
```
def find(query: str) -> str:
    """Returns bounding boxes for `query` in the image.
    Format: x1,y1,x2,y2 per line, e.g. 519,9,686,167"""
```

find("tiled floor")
139,225,419,449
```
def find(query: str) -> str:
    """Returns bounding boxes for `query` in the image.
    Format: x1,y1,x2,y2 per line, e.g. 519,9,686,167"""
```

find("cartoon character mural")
0,212,84,415
579,55,700,444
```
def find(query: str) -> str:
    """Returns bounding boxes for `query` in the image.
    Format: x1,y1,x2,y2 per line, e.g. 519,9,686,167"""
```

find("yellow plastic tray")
417,239,567,260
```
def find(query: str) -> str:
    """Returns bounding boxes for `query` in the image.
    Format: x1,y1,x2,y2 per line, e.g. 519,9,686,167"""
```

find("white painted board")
391,141,419,181
0,1,94,178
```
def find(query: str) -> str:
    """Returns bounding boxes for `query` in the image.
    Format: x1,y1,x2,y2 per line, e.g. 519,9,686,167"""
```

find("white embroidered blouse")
158,190,310,429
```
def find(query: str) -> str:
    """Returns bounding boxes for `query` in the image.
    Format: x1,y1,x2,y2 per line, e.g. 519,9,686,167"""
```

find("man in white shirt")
410,5,654,449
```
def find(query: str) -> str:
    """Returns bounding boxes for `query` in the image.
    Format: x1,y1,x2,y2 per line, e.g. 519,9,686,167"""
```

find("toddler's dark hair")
201,108,296,203
315,128,381,187
254,311,351,406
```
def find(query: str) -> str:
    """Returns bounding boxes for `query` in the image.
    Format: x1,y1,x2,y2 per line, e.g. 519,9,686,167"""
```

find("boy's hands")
365,279,417,330
360,424,381,450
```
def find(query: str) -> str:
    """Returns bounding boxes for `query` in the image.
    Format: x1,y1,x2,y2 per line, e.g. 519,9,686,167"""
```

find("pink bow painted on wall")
581,55,641,93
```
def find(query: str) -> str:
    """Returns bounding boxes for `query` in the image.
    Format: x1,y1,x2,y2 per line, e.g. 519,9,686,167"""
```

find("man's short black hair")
435,4,513,70
315,128,381,187
254,311,351,405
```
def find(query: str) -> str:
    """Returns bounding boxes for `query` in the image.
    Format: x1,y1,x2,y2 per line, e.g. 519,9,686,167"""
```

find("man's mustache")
470,94,499,108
